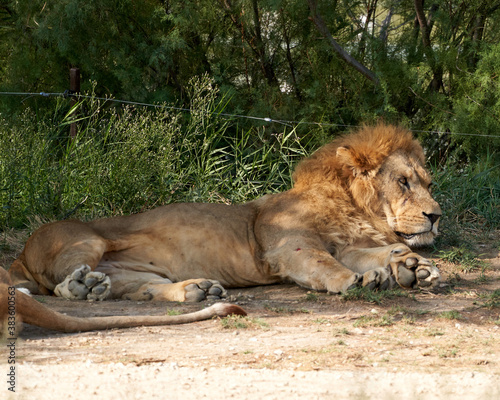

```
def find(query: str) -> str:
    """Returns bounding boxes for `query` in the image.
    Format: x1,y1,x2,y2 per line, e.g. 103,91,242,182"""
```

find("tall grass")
0,77,308,229
430,155,500,234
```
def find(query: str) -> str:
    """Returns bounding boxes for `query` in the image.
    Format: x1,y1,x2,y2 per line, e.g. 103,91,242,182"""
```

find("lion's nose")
423,212,440,225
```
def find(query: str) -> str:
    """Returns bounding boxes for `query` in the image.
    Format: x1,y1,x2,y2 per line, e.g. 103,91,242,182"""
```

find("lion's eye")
399,177,409,189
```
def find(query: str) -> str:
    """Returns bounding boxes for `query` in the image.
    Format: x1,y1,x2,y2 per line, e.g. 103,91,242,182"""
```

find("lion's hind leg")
54,265,111,301
96,265,227,302
182,279,227,302
125,278,227,302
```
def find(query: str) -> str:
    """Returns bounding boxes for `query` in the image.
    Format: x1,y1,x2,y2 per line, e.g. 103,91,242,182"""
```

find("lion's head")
292,124,441,247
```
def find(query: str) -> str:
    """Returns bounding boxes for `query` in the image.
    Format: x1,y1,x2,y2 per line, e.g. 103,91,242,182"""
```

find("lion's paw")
389,246,441,289
415,264,441,288
335,273,363,293
362,267,396,291
54,265,111,301
184,279,227,302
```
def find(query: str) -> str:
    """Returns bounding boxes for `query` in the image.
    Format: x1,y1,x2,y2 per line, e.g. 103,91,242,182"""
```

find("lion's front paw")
415,264,441,288
54,265,111,301
330,272,362,293
184,279,227,302
362,267,396,291
389,245,441,289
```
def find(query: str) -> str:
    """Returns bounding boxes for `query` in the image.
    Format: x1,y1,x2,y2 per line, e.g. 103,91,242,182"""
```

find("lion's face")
376,151,441,247
293,125,442,247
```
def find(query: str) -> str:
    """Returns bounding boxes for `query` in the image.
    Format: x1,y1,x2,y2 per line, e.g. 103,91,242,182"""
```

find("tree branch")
219,0,278,86
413,0,442,92
414,0,432,48
306,0,379,85
280,8,302,100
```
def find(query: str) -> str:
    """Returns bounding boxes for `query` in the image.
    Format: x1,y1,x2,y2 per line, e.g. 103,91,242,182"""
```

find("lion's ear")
336,145,375,177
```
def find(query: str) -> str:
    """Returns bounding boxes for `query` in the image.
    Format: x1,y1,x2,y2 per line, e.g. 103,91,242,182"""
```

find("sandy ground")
2,248,499,399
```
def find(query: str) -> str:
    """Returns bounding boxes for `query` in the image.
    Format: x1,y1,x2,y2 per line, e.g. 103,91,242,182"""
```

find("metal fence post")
70,68,80,137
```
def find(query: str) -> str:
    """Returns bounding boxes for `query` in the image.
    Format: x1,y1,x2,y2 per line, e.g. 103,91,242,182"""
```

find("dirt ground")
2,246,500,399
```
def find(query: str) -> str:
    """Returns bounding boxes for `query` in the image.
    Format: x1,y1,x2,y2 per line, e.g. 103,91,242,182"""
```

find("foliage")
340,286,411,305
0,76,309,229
430,156,500,229
447,42,500,159
1,0,499,163
1,75,499,236
220,314,269,330
476,289,500,309
436,247,488,273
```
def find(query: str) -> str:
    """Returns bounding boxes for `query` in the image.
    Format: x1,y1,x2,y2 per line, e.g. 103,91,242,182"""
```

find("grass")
340,286,411,305
333,328,350,336
438,346,459,359
388,306,430,316
350,306,436,329
476,289,500,309
437,246,488,273
438,310,462,320
264,305,293,314
474,269,492,284
263,305,312,314
353,314,395,328
430,155,500,231
305,292,319,302
0,76,308,231
425,328,445,337
34,296,47,304
313,318,331,324
220,315,269,330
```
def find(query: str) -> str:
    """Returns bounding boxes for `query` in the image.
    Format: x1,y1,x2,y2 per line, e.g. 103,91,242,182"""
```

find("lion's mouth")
395,231,429,240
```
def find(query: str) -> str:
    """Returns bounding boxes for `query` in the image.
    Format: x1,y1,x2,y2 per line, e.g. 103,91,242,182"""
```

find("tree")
307,0,379,85
0,0,499,160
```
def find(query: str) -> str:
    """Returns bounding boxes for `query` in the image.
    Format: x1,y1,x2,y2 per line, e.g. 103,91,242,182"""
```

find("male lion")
8,124,441,303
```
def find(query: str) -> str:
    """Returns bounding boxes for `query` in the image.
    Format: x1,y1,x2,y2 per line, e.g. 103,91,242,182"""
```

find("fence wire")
1,91,499,138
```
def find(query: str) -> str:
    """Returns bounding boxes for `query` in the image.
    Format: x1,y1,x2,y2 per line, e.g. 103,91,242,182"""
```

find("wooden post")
70,68,80,138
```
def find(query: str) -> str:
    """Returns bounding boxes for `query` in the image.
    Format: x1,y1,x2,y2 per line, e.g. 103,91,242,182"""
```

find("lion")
0,267,246,336
7,124,442,305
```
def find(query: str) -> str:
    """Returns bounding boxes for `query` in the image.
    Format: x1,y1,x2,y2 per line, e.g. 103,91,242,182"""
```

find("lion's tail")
14,292,247,333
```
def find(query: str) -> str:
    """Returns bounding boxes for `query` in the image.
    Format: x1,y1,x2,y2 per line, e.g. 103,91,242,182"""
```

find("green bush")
0,77,307,229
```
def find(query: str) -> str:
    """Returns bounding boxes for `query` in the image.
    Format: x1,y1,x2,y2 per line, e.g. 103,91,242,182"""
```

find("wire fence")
1,91,499,139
